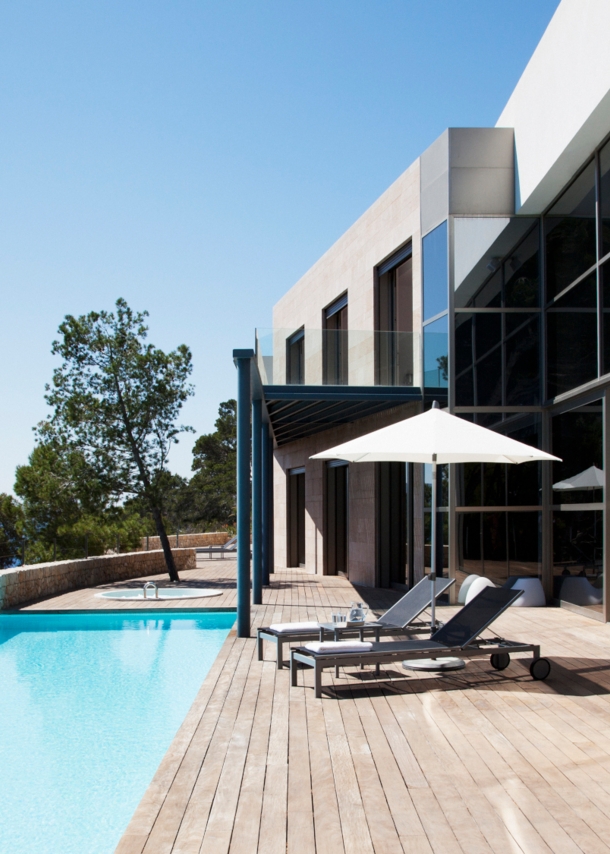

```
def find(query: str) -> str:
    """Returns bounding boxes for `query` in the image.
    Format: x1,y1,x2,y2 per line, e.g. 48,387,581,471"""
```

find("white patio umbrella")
553,465,603,491
311,402,560,632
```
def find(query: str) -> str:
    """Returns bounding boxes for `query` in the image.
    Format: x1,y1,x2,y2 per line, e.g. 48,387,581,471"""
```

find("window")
545,161,596,300
323,293,348,385
423,221,448,321
377,245,413,386
286,328,304,384
287,468,305,567
325,461,348,575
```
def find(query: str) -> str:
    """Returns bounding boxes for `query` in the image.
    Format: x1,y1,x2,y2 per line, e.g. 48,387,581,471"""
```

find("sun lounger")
257,576,455,669
290,586,551,697
196,536,238,559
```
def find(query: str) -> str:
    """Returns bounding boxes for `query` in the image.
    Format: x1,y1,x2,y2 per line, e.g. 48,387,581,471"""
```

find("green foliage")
0,493,24,568
14,436,147,563
186,399,237,528
40,298,194,580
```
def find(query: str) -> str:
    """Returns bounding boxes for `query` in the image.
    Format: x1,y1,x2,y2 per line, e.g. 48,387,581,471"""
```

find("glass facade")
423,221,448,390
449,139,610,617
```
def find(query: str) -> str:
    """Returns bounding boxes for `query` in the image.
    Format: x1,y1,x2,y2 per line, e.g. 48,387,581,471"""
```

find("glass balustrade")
255,328,420,387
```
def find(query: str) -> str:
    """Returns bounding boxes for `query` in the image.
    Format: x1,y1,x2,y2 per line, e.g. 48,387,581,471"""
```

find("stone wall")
139,532,231,550
0,548,196,611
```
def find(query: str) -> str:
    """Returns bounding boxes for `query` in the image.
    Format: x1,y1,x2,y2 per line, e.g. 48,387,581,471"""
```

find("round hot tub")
96,587,223,600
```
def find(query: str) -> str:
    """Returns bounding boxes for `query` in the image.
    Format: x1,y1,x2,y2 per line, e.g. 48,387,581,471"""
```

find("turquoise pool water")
0,610,235,854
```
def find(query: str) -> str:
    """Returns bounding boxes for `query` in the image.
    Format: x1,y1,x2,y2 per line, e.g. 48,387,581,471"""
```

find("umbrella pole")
430,454,437,635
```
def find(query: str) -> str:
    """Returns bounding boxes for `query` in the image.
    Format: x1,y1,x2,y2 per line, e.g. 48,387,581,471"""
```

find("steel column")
262,422,271,586
252,398,263,604
234,349,253,637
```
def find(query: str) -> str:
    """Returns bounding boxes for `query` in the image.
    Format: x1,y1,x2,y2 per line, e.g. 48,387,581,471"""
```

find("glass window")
475,346,502,406
423,221,448,321
553,510,603,610
482,512,508,585
474,313,501,360
458,513,482,583
473,270,502,308
483,464,505,506
547,275,597,397
504,225,540,308
508,512,541,578
600,139,610,259
552,400,603,504
423,315,448,388
505,314,540,405
286,328,304,384
455,314,474,405
323,295,348,385
506,416,541,505
602,260,610,375
545,161,596,299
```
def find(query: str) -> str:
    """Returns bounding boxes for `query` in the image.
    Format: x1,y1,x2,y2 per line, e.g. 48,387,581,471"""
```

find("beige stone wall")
272,157,422,384
139,532,230,550
274,401,421,584
0,549,196,610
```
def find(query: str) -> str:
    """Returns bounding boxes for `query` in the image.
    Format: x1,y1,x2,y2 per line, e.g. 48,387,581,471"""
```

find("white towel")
304,641,373,654
269,621,320,633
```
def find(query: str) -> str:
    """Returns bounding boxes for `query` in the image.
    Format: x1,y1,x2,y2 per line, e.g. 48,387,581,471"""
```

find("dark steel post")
261,422,271,586
252,398,263,604
234,349,254,637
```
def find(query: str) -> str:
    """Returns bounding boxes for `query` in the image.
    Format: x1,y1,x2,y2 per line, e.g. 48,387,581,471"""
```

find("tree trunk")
151,506,180,582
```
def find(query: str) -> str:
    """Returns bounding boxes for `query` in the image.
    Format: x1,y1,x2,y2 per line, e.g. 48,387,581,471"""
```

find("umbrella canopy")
553,465,603,491
311,406,560,465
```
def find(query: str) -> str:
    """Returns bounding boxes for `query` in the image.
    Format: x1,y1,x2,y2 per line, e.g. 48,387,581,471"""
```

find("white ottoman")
458,574,482,604
506,577,545,607
464,576,497,604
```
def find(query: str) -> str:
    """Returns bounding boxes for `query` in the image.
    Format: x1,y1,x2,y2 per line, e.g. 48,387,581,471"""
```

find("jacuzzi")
96,587,223,600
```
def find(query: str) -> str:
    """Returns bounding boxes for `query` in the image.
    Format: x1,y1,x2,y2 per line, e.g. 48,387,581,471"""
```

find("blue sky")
0,0,560,492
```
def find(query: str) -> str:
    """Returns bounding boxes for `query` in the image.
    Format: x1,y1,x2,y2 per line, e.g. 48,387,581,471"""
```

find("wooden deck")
21,559,610,854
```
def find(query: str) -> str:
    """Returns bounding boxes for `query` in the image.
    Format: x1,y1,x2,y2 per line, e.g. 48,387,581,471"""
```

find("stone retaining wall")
140,532,231,550
0,548,196,610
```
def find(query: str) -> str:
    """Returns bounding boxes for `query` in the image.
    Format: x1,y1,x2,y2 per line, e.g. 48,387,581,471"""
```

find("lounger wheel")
530,658,551,681
490,653,510,671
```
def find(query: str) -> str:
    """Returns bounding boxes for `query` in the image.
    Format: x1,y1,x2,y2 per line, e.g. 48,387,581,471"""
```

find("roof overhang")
263,385,444,446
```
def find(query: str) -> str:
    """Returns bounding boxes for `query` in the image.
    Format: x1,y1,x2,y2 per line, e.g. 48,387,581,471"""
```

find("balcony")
256,328,421,387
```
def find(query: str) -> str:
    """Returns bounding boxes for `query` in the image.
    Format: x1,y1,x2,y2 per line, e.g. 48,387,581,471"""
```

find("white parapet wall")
0,548,197,610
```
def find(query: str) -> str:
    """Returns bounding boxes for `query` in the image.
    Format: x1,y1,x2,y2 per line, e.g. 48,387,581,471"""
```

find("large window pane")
545,161,596,299
423,221,448,321
506,416,541,505
475,347,502,406
508,512,541,577
473,270,501,308
552,400,603,504
474,313,501,360
504,225,540,307
601,138,610,258
482,512,508,585
505,314,540,404
602,259,610,375
423,315,448,388
457,513,482,587
547,277,597,396
553,510,603,611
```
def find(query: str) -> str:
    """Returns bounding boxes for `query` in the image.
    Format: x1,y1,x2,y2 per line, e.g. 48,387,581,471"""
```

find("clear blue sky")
0,0,560,492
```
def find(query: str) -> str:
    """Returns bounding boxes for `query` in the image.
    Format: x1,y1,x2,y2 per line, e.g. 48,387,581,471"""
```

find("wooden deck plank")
11,558,610,854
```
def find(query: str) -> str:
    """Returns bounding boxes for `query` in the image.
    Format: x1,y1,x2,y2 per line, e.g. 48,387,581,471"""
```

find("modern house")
235,0,610,626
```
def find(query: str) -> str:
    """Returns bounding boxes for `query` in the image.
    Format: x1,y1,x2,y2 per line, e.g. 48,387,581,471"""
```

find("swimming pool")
0,610,236,854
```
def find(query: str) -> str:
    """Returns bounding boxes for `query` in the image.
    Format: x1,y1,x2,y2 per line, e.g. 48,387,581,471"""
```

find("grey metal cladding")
420,127,515,232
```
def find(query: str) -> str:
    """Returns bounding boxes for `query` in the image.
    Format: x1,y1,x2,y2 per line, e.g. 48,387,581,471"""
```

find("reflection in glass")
474,270,501,308
505,315,540,404
603,260,610,375
458,513,482,580
482,512,507,585
423,221,448,321
545,160,596,298
323,296,348,385
601,139,610,258
508,512,541,577
286,328,304,384
553,510,603,610
547,275,597,396
377,256,413,385
552,400,603,504
504,225,540,307
476,347,502,406
423,315,448,388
